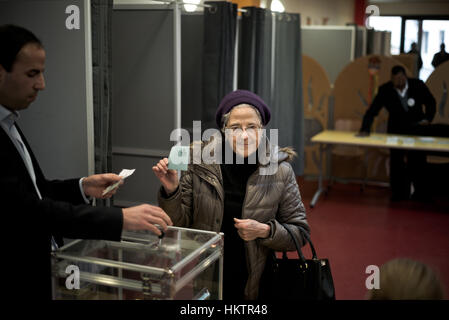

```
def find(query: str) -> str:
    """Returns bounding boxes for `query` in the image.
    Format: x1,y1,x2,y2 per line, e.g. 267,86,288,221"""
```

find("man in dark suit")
0,24,172,299
358,65,436,201
407,42,423,76
431,43,449,68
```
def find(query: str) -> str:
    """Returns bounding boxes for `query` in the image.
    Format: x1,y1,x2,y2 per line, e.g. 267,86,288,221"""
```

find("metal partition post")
400,17,406,53
233,17,240,90
270,12,276,108
173,0,182,133
350,25,356,61
84,0,95,176
173,0,182,181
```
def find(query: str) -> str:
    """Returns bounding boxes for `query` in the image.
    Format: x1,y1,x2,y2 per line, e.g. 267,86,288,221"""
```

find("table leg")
310,144,326,208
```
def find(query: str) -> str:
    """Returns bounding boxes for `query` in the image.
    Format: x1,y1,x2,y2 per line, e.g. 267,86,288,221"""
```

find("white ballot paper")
168,146,190,171
386,137,399,145
102,169,135,196
402,138,415,147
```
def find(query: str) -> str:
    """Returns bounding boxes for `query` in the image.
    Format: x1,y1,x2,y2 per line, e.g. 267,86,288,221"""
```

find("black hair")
0,24,42,72
391,65,406,76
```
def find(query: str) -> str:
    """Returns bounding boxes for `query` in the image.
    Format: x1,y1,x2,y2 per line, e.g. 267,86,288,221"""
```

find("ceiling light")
184,0,200,12
271,0,285,13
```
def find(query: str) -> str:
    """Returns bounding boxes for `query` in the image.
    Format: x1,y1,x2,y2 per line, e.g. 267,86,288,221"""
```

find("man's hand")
152,158,179,195
355,131,370,137
122,204,173,236
82,174,124,199
234,218,270,241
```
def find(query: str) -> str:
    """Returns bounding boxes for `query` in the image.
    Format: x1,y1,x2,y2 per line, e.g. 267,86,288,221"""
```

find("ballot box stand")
51,226,224,300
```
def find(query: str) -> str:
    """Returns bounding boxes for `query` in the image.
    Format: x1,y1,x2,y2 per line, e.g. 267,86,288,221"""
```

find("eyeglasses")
225,124,262,136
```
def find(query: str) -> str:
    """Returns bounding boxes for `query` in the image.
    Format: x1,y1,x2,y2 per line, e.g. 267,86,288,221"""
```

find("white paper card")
168,146,190,171
418,137,435,143
402,138,415,146
118,169,135,179
102,169,135,196
386,137,399,145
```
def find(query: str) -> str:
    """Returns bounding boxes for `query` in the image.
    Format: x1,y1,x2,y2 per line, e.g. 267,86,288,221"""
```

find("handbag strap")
281,223,318,261
297,225,318,260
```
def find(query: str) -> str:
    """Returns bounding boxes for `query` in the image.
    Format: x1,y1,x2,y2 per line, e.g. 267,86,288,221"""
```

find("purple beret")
215,90,271,128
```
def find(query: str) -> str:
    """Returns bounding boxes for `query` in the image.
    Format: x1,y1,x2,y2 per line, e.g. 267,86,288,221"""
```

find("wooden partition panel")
302,55,331,177
426,60,449,125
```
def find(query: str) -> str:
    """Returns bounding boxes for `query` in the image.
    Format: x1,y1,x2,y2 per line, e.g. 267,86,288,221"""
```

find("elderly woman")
152,90,309,300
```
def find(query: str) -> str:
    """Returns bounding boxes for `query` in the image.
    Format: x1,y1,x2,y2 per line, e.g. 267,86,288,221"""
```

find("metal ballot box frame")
51,226,224,300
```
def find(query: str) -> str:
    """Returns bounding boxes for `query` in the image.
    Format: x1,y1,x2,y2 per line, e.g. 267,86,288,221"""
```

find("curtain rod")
137,0,247,13
199,2,248,13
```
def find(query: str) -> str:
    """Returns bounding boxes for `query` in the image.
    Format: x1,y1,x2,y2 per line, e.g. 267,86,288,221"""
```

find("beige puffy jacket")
158,138,309,299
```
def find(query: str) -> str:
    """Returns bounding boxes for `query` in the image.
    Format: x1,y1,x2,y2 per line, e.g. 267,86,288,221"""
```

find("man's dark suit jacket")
361,78,436,134
0,124,123,300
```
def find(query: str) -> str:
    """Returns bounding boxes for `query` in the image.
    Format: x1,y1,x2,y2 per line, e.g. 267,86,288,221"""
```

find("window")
369,16,402,55
421,20,449,80
422,31,429,54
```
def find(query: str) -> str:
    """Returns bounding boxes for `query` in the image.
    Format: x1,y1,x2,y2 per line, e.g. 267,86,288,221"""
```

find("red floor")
294,178,449,300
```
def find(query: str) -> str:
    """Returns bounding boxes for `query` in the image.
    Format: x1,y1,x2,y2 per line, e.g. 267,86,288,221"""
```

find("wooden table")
309,130,449,207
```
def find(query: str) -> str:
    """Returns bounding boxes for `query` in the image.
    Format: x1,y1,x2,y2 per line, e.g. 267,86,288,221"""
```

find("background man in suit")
358,65,436,201
407,42,423,76
431,43,449,68
0,24,172,299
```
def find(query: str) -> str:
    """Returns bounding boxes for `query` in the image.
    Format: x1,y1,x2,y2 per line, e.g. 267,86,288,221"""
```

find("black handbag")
259,224,335,300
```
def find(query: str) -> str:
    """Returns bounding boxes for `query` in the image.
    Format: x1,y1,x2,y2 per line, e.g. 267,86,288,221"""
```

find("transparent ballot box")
51,226,224,300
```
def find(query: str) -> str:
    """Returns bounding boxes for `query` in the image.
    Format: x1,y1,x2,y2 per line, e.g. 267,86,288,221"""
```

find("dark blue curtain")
202,1,238,130
238,7,272,104
239,9,305,175
91,0,113,205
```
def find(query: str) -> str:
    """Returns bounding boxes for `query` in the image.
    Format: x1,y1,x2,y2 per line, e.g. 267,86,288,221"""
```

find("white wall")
369,0,449,16
0,0,94,180
114,0,449,18
282,0,355,26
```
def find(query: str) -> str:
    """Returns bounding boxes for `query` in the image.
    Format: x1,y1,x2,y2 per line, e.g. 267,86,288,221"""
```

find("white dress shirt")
395,80,408,98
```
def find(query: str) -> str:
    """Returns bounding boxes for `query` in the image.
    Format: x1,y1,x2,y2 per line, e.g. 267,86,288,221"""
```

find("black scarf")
219,135,258,299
